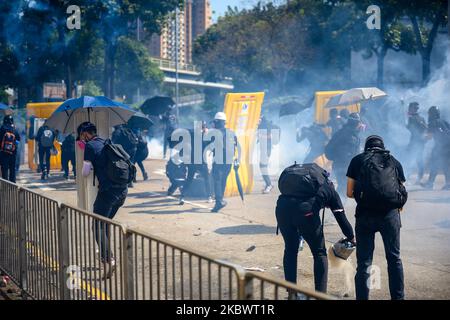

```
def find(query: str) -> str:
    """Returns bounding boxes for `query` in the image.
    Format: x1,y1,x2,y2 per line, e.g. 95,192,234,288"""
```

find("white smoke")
147,138,164,159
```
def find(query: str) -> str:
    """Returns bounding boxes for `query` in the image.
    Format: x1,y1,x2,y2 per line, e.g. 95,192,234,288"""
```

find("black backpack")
102,139,136,186
278,163,330,198
354,150,407,210
117,127,138,148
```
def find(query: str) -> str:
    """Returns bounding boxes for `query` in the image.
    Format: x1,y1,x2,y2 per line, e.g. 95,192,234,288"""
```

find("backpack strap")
321,207,326,236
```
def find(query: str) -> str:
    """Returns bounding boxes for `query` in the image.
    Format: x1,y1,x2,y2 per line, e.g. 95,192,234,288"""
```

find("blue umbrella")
0,103,13,116
45,96,136,133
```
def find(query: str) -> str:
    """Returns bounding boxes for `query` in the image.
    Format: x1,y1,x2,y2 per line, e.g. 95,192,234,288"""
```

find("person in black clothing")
206,112,241,213
112,124,138,187
0,115,21,183
61,133,76,179
406,102,427,184
275,172,354,296
326,108,344,136
161,112,178,159
326,112,362,197
79,122,128,276
339,109,350,124
297,123,329,164
135,129,149,181
421,106,450,190
347,135,406,300
179,122,213,205
35,124,56,180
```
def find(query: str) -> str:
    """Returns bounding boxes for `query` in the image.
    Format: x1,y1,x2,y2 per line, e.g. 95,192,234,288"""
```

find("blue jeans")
355,209,404,300
275,197,328,293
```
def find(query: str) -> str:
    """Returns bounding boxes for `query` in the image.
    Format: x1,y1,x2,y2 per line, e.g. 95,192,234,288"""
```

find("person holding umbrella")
206,112,241,212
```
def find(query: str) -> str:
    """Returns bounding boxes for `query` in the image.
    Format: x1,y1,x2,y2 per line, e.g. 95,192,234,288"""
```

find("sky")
210,0,286,22
210,0,250,21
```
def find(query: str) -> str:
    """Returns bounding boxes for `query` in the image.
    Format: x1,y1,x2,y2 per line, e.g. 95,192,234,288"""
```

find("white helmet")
214,112,227,121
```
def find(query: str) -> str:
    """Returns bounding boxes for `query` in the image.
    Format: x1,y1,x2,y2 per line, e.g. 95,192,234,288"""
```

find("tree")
115,37,163,102
405,0,447,84
194,1,353,94
343,0,416,88
92,0,183,98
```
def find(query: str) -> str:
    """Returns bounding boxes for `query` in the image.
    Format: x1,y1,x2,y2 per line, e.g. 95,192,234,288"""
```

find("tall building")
148,0,212,65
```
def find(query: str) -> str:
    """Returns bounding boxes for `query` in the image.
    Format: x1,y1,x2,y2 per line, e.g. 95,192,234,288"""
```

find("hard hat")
364,135,385,151
214,112,227,121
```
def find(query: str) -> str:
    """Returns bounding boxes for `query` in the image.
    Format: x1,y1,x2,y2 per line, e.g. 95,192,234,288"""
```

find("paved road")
16,159,450,300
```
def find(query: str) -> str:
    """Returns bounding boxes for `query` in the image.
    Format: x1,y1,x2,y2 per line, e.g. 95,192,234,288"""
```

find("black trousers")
275,197,328,293
61,151,76,177
427,146,449,185
38,147,52,174
181,164,212,198
355,209,404,300
212,164,232,204
93,187,128,262
1,153,17,183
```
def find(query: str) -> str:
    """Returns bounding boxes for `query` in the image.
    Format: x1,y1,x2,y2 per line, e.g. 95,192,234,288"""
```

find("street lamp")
175,8,180,124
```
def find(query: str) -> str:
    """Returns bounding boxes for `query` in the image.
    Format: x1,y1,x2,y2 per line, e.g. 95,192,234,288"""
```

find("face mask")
77,140,86,151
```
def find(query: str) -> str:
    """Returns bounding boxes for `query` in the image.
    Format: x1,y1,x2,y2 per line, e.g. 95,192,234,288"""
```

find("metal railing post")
122,229,134,300
237,271,254,300
17,188,28,299
57,205,71,300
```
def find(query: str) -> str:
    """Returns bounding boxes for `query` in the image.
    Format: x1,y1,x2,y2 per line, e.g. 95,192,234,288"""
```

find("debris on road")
244,267,265,272
246,245,256,252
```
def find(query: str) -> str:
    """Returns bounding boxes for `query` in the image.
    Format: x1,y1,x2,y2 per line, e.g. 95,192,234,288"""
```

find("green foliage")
115,37,163,101
81,80,103,96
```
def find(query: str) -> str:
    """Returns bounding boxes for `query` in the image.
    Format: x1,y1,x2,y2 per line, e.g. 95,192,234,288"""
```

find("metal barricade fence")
22,188,60,299
0,178,334,300
0,179,21,284
124,229,244,300
243,272,336,300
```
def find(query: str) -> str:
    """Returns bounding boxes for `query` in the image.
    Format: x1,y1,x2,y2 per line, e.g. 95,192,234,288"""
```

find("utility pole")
136,17,141,104
175,8,180,124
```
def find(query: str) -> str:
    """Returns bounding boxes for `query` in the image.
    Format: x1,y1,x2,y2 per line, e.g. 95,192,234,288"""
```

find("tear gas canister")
332,238,356,260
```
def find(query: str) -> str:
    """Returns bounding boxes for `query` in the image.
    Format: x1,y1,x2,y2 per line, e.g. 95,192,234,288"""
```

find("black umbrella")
127,112,154,130
140,96,175,116
234,161,244,201
279,96,314,117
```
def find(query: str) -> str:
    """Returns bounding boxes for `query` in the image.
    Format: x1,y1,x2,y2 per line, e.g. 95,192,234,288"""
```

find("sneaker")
211,201,227,213
287,290,308,300
102,258,116,279
128,182,134,188
143,172,149,181
179,197,185,205
262,185,273,194
167,185,176,196
63,174,69,180
207,196,214,204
